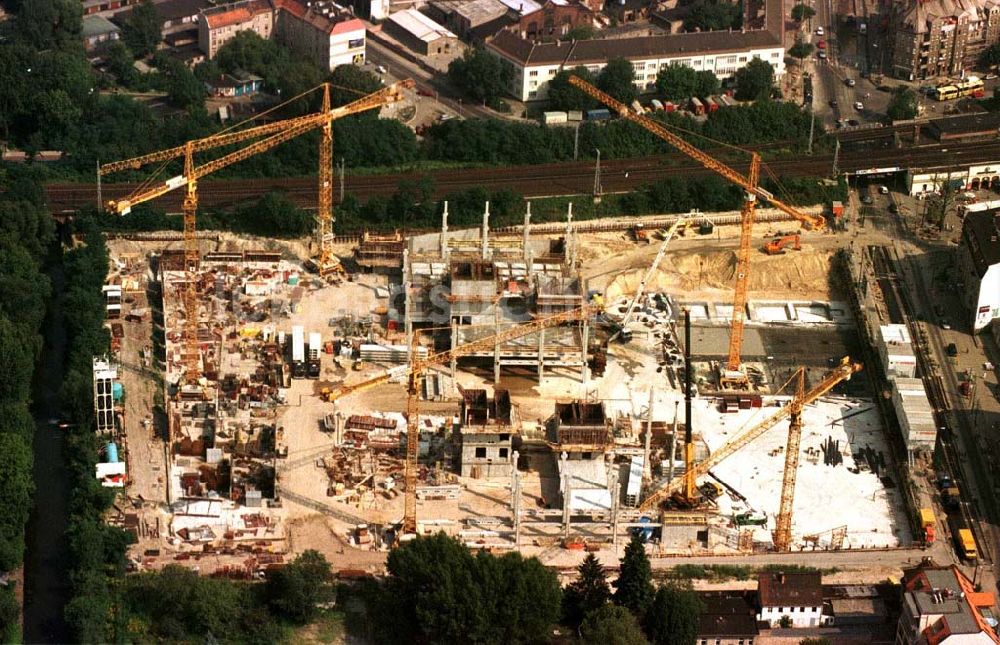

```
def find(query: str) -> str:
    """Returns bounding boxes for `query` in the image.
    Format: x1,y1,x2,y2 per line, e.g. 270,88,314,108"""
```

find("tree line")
0,165,55,641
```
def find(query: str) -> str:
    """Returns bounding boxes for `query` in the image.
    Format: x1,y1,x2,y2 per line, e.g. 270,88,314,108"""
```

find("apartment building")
199,0,274,59
889,0,1000,81
958,209,1000,333
896,561,999,644
274,0,367,69
488,29,785,101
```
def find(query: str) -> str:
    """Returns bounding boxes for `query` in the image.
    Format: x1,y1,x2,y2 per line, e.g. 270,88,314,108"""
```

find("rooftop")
202,0,272,30
388,8,457,42
488,0,782,65
903,563,1000,641
758,572,823,608
453,0,509,24
154,0,211,21
930,111,1000,138
963,210,1000,274
82,14,122,38
698,592,759,637
274,0,365,35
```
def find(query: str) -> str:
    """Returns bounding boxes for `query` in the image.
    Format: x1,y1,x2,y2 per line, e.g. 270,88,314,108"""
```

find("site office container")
689,97,705,115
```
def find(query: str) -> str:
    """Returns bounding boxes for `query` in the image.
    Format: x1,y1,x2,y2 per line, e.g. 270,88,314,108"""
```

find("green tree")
266,550,333,623
597,57,638,104
474,551,562,643
447,47,513,109
684,0,742,31
581,604,649,645
122,0,162,58
0,587,17,643
15,0,82,51
644,582,703,645
329,63,382,107
789,41,815,60
982,43,1000,68
791,3,816,22
887,87,919,120
734,59,775,101
614,532,655,617
161,59,205,110
547,66,600,111
105,41,138,86
383,533,484,642
563,24,596,40
656,63,699,100
563,553,612,627
0,432,32,572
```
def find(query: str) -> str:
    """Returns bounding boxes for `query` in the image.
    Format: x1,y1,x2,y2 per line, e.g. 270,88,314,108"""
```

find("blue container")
585,108,611,121
106,442,119,464
112,382,124,401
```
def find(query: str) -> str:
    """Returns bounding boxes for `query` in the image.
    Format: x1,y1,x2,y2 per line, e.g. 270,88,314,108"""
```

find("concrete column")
580,316,590,386
494,304,501,384
565,203,574,267
643,388,654,485
404,278,412,352
450,320,458,381
440,201,449,260
609,461,620,551
560,451,571,539
512,450,521,548
523,203,531,262
667,400,679,481
537,326,545,382
481,202,490,260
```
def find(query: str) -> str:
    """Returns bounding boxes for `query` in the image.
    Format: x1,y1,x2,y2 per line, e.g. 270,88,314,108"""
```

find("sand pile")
604,246,837,300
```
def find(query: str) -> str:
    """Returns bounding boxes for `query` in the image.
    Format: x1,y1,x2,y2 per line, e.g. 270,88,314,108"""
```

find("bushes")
0,165,53,640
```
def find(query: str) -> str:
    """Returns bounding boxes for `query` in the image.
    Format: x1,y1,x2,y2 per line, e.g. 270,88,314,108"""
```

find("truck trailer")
308,332,322,379
291,325,306,378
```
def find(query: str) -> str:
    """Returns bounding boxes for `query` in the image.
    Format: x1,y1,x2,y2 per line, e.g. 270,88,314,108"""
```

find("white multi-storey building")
756,572,824,628
487,18,785,101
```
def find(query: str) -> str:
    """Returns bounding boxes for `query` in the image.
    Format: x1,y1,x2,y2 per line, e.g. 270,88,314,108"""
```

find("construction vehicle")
948,515,978,562
568,76,825,390
639,357,862,551
763,234,801,255
100,81,412,383
919,507,936,544
734,511,768,527
327,304,599,538
609,217,686,343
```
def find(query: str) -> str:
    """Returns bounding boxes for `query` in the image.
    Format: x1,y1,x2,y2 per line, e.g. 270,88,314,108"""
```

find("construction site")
91,78,920,578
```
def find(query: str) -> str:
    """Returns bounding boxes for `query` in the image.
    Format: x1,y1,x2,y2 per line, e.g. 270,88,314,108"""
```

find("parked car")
846,78,856,87
862,195,874,204
417,87,434,97
829,99,838,108
947,343,959,357
818,50,827,59
854,101,864,111
847,118,860,126
817,40,827,49
816,26,825,35
375,65,388,74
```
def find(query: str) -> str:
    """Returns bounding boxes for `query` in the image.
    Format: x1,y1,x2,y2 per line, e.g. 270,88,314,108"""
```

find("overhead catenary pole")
481,201,490,260
832,139,841,178
523,202,531,262
593,149,602,203
807,109,816,155
96,159,102,212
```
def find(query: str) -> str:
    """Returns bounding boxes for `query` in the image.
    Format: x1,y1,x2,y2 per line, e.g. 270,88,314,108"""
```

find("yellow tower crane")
640,357,861,550
100,81,413,382
327,304,601,537
566,76,826,389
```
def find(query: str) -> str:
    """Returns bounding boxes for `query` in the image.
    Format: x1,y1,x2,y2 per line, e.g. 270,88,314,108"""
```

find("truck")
942,484,961,511
307,332,322,379
919,507,936,544
291,325,306,378
948,515,978,562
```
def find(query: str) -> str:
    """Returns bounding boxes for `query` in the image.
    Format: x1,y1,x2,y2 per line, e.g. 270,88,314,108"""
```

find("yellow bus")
931,77,984,101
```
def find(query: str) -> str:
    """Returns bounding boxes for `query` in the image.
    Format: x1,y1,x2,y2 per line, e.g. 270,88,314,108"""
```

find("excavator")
763,234,801,255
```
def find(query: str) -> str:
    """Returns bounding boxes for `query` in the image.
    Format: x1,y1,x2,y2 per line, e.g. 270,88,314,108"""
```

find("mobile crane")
101,81,412,382
567,76,826,389
640,357,862,550
328,303,601,537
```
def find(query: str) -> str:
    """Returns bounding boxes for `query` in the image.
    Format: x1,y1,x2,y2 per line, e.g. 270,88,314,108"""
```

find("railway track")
45,139,1000,214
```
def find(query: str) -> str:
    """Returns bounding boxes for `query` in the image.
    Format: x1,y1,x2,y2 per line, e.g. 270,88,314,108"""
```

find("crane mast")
566,76,825,388
330,304,599,537
101,81,413,383
773,369,806,551
638,357,861,513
